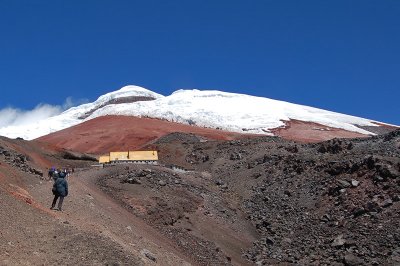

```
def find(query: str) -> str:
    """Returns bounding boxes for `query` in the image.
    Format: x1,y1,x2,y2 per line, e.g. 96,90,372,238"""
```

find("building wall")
99,155,110,163
100,150,158,164
129,150,158,161
109,151,129,161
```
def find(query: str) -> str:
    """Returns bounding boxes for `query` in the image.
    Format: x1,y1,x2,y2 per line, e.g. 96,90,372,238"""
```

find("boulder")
352,207,367,218
338,180,351,188
381,199,393,208
351,180,360,187
127,178,141,185
215,179,224,186
141,249,157,262
343,253,364,266
332,234,346,247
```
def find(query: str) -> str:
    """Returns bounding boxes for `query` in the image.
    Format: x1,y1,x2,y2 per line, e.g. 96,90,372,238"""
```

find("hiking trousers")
51,195,64,210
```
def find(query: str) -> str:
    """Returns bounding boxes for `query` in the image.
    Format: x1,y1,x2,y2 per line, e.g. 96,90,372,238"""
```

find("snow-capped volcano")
0,85,395,140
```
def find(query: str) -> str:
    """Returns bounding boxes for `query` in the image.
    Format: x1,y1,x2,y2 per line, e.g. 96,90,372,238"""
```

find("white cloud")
0,105,62,128
0,97,86,129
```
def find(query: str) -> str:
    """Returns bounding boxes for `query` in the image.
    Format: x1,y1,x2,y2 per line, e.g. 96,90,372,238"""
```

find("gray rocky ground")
0,130,399,265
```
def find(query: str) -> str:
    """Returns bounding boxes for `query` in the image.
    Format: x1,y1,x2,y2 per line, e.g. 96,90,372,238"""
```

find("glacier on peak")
0,85,392,140
96,85,164,103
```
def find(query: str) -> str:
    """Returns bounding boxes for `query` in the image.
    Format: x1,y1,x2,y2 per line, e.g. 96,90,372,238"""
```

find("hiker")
52,169,59,182
47,168,53,181
63,168,69,178
50,172,69,211
59,169,66,179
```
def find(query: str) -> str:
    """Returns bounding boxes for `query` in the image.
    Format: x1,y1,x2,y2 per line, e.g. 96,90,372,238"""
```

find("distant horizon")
0,1,399,127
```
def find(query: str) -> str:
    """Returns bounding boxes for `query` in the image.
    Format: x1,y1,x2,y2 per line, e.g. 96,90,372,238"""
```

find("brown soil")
0,137,193,265
0,135,256,265
0,170,189,265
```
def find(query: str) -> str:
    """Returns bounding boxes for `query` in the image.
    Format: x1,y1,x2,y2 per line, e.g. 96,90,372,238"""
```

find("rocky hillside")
148,130,400,265
242,132,400,265
1,129,399,265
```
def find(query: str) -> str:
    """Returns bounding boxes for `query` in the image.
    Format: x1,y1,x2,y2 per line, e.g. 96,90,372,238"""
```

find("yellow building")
129,150,158,161
99,150,158,164
109,151,129,161
98,155,110,164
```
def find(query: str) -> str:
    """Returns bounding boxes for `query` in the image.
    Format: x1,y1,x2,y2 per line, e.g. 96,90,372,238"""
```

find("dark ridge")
154,132,204,144
356,125,398,135
78,96,156,119
62,150,97,161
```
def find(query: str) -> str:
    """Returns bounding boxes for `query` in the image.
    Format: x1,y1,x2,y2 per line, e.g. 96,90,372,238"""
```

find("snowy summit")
0,85,392,140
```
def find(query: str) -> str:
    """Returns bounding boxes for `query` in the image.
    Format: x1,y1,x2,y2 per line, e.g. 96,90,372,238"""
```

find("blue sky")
0,0,399,125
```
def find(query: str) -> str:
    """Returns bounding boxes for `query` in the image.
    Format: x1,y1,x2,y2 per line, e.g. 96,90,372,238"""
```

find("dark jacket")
53,177,68,197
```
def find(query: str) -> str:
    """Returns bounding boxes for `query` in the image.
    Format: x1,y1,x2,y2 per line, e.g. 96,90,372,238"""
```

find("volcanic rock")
141,249,157,262
344,253,364,266
332,235,346,247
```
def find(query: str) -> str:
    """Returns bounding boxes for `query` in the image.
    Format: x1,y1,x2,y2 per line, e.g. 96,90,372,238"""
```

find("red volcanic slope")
36,116,249,154
36,115,378,155
270,119,369,143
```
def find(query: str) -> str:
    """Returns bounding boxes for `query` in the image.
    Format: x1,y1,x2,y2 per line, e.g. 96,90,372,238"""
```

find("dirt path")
0,175,143,265
1,166,194,265
66,169,195,265
1,136,257,265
